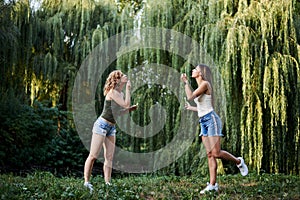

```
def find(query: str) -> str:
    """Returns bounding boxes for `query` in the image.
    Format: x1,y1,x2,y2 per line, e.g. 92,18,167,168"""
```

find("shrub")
0,93,86,175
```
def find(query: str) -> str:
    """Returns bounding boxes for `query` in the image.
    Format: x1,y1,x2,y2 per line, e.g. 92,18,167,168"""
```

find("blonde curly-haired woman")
83,70,137,193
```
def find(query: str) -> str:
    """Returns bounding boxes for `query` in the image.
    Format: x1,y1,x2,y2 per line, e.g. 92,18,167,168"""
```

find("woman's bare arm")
185,81,208,100
185,102,197,112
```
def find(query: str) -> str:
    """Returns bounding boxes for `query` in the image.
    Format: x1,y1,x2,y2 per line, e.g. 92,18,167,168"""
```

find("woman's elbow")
186,96,194,101
124,102,130,108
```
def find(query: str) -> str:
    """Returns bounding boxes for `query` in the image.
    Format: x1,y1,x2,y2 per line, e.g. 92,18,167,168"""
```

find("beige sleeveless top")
194,94,214,117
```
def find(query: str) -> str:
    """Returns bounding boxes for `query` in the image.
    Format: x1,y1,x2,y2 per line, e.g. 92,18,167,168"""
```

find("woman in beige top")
181,64,248,194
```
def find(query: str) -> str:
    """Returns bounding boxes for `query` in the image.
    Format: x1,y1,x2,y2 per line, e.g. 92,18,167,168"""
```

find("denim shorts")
92,117,116,137
199,111,224,137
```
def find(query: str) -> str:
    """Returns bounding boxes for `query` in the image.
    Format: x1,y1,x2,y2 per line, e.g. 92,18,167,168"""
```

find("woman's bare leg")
209,137,240,164
203,136,241,185
103,135,116,184
207,153,218,185
202,136,218,185
84,133,105,183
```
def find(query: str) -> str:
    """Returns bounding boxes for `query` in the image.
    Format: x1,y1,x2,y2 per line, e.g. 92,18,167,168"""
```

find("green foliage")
0,0,299,176
45,114,86,175
158,0,300,174
0,172,299,199
115,0,144,14
0,91,86,174
0,95,53,168
0,0,19,54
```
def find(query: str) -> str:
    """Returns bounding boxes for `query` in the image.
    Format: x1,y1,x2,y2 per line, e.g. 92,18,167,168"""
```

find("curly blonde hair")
103,70,123,96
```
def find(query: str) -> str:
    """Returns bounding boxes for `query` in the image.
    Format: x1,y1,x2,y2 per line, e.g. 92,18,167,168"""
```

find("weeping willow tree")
213,0,300,174
0,1,20,89
134,0,299,175
1,0,299,175
2,0,125,108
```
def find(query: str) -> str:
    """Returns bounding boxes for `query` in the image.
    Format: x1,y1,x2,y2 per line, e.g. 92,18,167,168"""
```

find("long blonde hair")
103,70,123,96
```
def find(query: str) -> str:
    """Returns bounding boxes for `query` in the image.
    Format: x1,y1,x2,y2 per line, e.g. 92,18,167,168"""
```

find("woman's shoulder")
107,89,123,99
202,80,210,85
105,89,114,100
199,81,211,95
198,80,209,87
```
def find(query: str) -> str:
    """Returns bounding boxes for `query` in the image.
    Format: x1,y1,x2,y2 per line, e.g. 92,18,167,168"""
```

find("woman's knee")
88,154,98,161
104,155,113,168
211,150,221,158
104,153,114,162
207,150,220,158
206,151,212,158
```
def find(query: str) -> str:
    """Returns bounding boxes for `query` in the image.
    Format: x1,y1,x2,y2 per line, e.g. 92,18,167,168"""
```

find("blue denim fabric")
92,117,116,137
199,111,224,137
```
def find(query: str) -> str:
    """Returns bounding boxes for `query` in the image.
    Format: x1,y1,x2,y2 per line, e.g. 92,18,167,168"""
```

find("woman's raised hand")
126,80,131,90
181,73,188,83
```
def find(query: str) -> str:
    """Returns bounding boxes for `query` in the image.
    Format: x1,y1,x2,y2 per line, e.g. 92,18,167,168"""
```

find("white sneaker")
105,182,111,186
237,157,248,176
200,182,218,194
84,182,93,194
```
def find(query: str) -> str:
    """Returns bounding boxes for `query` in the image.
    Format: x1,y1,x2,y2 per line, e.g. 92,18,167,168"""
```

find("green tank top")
100,100,121,124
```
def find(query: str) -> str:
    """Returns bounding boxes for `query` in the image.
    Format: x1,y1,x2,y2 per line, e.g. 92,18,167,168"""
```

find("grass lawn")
0,171,299,199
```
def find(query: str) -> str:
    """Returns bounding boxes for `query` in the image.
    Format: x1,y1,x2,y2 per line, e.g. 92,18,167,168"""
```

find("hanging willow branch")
2,0,299,175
